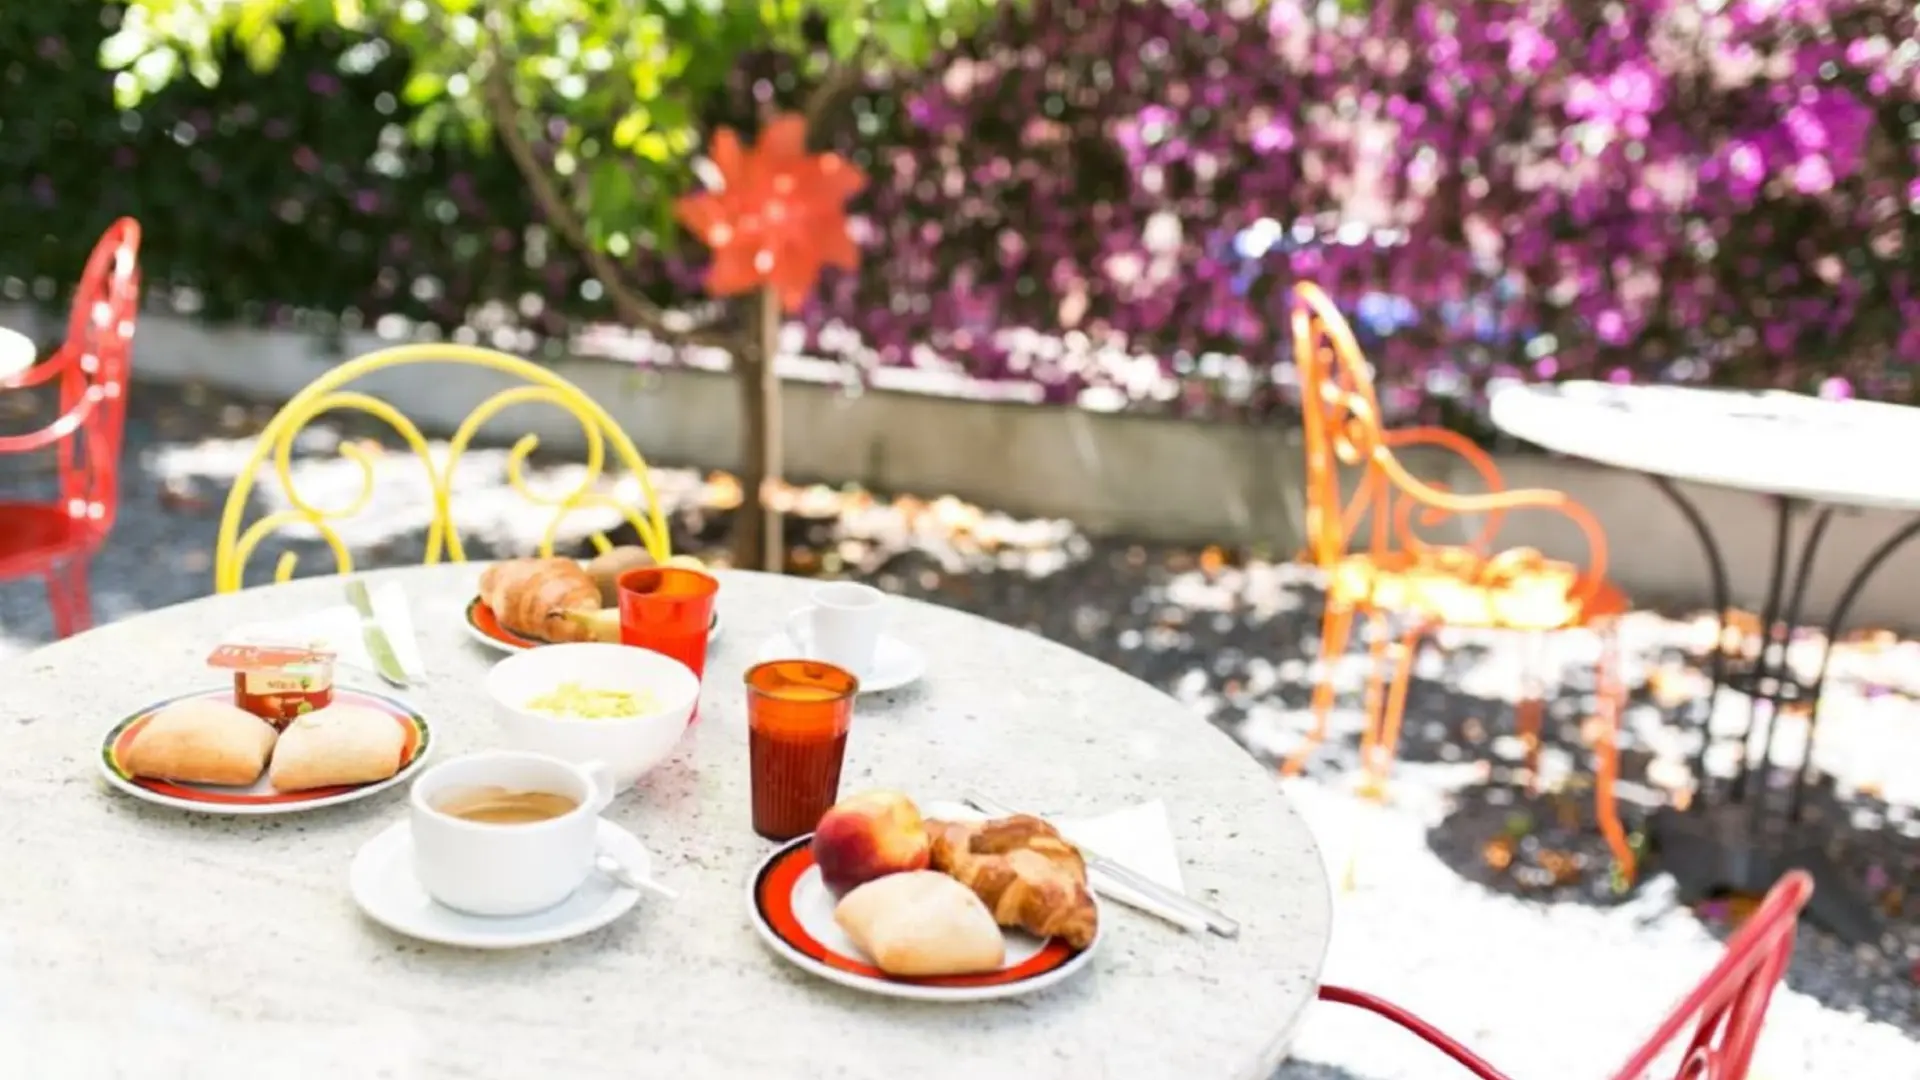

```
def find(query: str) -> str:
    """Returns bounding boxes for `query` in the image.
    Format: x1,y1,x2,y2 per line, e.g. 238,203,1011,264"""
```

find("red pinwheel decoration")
674,113,866,313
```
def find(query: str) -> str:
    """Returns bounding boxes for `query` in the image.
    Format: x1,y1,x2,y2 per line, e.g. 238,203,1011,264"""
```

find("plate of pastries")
464,547,719,651
98,687,431,814
748,790,1102,1002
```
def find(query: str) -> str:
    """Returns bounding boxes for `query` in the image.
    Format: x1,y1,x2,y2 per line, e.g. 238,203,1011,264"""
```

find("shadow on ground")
1271,1063,1382,1080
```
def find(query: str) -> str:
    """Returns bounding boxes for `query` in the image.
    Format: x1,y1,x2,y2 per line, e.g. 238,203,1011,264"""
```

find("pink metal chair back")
0,217,142,536
1316,870,1813,1080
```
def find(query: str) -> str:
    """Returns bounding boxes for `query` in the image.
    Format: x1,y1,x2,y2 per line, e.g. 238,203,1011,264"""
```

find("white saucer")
349,817,653,949
751,632,926,694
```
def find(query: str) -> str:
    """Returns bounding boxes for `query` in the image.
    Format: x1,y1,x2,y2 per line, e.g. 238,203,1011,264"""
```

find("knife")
964,792,1240,939
345,579,408,688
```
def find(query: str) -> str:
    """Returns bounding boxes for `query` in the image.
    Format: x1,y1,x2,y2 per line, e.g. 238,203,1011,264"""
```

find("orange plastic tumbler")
744,659,859,841
616,567,719,681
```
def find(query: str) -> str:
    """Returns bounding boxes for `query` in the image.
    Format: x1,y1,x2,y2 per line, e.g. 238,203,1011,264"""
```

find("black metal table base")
1647,478,1920,947
1650,806,1885,946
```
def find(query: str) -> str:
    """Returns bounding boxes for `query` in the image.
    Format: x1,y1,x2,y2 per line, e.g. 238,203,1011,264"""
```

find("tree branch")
802,45,873,145
479,26,733,350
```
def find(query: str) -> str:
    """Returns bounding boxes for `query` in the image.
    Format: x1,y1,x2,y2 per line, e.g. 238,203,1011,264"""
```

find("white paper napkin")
226,581,427,681
1057,800,1185,883
1057,800,1206,934
925,799,1203,934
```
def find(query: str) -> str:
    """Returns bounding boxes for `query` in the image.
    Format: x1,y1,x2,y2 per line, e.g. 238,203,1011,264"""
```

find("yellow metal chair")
214,343,671,592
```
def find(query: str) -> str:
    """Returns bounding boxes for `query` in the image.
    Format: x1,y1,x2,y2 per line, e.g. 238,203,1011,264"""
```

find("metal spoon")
596,852,678,901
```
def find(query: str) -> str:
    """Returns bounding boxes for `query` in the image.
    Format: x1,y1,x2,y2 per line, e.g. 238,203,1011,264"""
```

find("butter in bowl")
483,642,699,790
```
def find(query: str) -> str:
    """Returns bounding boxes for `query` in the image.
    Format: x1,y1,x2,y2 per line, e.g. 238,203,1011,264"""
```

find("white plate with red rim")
97,686,433,815
746,819,1103,1002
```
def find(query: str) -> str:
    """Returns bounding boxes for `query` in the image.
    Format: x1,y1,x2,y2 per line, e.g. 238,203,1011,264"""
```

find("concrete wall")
9,304,1919,630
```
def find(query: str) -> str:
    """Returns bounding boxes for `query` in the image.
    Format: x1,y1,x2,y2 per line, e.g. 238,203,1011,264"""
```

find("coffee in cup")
408,751,614,916
433,785,580,825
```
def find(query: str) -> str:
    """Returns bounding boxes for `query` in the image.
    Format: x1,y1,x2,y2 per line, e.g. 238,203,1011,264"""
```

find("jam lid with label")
207,625,338,671
212,637,339,727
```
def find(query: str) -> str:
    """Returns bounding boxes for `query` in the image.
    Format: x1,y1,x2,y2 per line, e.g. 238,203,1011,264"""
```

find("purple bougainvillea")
784,0,1920,420
8,0,1916,423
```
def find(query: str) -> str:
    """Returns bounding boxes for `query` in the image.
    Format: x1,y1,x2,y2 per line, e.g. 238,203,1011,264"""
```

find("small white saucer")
349,818,653,949
751,632,926,694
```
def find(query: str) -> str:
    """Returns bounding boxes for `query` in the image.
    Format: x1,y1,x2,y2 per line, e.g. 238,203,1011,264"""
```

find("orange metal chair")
1281,282,1635,881
0,219,141,637
1317,869,1812,1079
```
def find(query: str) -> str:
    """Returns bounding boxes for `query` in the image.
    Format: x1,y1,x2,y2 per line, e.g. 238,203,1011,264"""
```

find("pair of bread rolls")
120,697,406,792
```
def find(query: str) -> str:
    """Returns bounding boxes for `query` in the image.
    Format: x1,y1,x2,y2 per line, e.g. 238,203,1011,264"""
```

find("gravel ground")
3,378,1919,1079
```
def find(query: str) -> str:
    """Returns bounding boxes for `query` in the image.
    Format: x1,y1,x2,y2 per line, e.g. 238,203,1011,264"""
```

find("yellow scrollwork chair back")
214,343,671,593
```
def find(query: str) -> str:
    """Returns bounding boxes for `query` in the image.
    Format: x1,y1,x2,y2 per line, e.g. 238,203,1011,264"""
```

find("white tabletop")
0,327,32,381
0,565,1330,1080
1489,381,1920,510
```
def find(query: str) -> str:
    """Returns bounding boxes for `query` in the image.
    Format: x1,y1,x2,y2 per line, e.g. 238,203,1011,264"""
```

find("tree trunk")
731,288,784,572
732,344,767,570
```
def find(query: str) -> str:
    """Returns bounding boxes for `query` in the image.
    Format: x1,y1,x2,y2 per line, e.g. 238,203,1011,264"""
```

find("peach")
811,789,932,896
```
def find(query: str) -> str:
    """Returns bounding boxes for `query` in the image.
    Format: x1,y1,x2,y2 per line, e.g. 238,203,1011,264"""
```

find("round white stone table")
1489,380,1920,510
0,564,1331,1080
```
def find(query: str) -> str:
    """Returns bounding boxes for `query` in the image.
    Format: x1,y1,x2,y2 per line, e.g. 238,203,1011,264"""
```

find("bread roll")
121,698,278,786
832,871,1007,977
267,702,408,792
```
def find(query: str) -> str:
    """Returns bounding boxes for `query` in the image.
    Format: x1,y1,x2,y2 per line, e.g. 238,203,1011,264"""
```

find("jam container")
207,643,337,729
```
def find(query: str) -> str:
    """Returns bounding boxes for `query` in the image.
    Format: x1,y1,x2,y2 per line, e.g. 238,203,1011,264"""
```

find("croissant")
478,558,602,643
927,815,1099,949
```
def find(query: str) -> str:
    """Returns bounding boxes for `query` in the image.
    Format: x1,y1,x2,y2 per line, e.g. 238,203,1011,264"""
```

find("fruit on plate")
555,607,622,644
585,547,710,606
811,790,932,896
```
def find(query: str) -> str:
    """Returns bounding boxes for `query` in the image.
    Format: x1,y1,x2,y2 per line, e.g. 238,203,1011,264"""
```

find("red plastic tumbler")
616,567,719,683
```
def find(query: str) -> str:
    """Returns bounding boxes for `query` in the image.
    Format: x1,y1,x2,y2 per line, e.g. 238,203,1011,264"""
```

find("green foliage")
2,1,584,331
102,0,1008,266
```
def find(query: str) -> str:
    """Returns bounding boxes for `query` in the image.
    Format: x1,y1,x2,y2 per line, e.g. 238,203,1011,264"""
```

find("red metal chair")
1315,870,1813,1079
0,219,142,637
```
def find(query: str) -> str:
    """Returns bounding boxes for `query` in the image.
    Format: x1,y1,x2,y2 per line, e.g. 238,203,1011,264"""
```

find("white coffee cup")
785,582,886,678
409,750,615,917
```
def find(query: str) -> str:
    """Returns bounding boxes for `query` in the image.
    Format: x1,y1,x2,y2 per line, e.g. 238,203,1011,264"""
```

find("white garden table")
0,564,1332,1080
1490,380,1920,944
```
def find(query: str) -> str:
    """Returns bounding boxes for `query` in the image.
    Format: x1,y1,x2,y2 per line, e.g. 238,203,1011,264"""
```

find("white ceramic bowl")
483,643,700,789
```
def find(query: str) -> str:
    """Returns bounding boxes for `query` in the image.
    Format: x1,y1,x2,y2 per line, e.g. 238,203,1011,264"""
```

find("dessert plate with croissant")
748,791,1102,1002
464,550,721,652
98,688,432,814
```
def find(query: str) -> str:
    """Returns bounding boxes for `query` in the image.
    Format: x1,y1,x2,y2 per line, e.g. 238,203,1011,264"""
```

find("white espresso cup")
785,582,886,679
409,750,615,917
